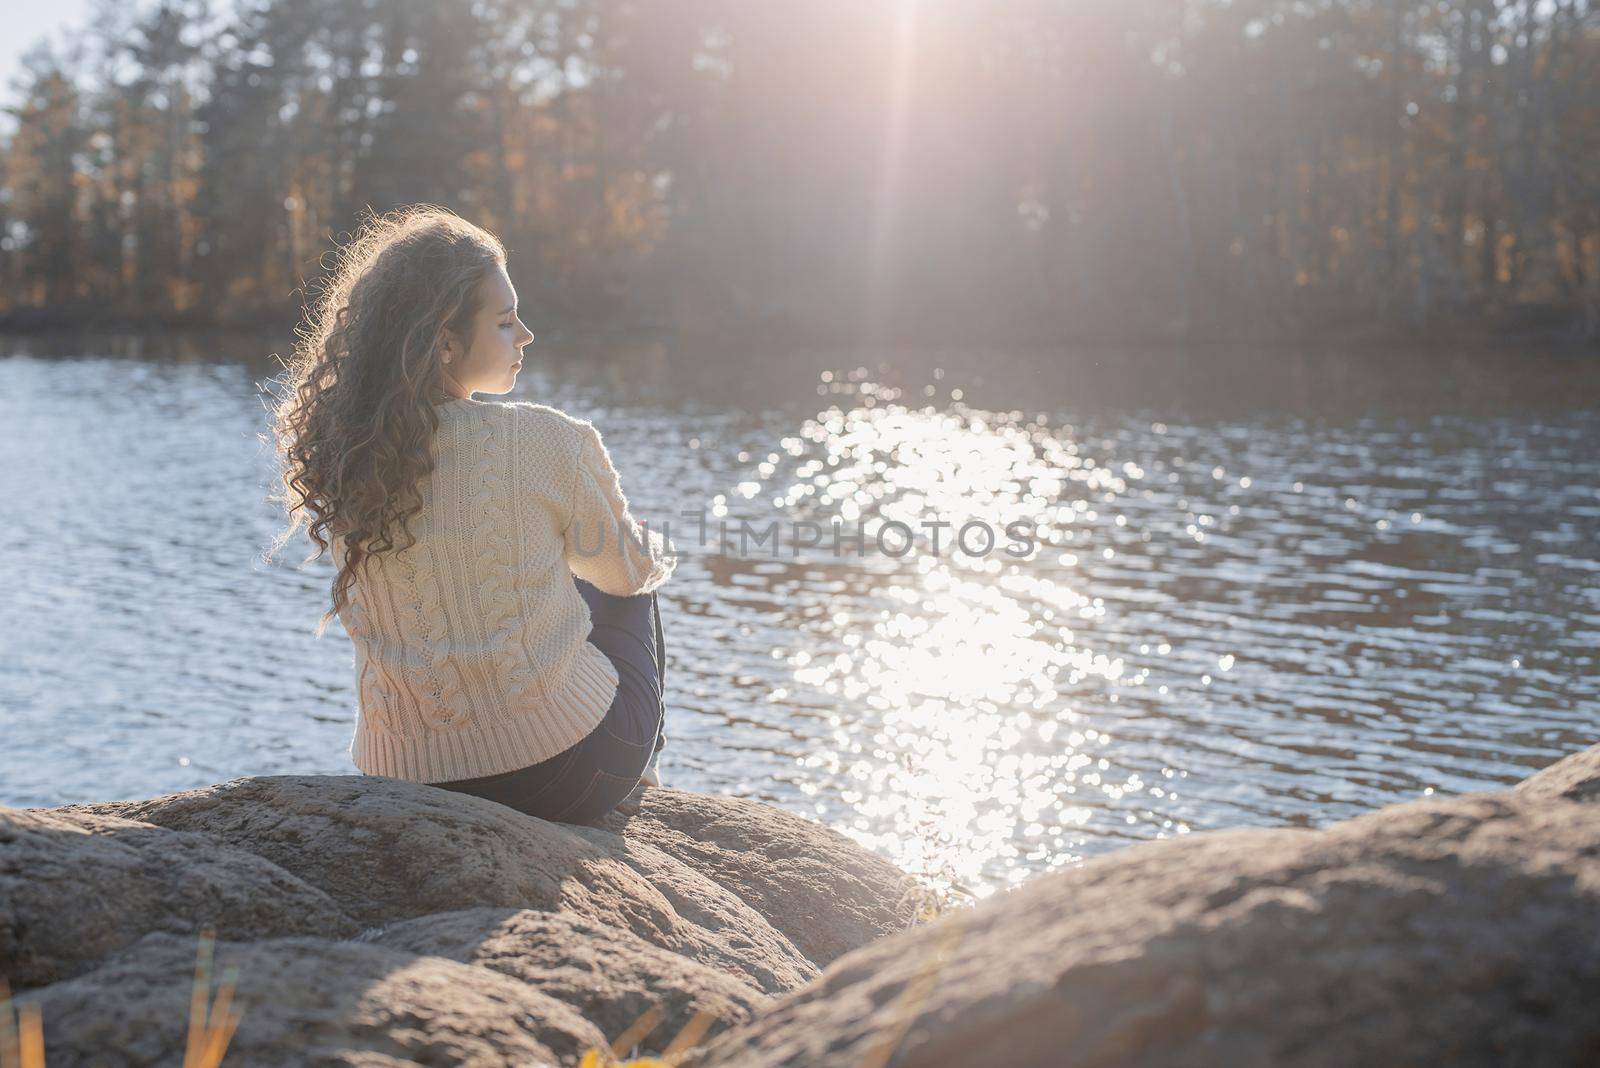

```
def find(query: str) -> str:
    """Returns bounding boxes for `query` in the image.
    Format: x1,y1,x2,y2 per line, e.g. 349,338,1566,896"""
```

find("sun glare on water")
722,370,1171,903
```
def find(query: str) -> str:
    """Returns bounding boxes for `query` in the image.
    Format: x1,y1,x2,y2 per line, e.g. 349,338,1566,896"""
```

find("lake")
2,332,1596,900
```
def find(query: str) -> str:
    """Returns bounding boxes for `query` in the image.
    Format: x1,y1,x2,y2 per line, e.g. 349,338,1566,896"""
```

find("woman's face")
441,265,534,397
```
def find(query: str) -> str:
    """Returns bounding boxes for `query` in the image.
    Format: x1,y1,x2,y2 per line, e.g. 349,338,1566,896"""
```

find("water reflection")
1,337,1596,902
682,367,1598,898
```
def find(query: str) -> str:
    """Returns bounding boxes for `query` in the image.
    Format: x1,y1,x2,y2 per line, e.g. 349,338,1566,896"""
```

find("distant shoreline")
0,305,1594,357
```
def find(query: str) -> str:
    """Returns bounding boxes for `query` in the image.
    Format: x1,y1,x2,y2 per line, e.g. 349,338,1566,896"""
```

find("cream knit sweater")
334,397,677,783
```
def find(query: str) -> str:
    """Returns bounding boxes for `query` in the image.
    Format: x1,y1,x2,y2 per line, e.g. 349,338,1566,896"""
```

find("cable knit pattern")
336,397,677,783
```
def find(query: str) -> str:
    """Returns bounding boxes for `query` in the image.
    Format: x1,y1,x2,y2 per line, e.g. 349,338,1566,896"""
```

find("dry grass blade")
16,1006,42,1068
579,1003,722,1068
659,1010,716,1061
609,1004,663,1056
184,928,216,1068
197,1010,241,1068
853,909,969,1068
177,929,241,1068
0,977,43,1068
195,964,241,1068
1,976,19,1068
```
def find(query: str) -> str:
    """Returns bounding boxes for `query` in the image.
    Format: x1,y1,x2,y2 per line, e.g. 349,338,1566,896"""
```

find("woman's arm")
563,420,677,596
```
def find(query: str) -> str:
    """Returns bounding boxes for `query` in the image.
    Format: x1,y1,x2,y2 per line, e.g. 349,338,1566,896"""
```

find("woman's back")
335,397,675,783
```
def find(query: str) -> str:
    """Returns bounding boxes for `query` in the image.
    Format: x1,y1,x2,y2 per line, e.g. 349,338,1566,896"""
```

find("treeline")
1,0,1596,346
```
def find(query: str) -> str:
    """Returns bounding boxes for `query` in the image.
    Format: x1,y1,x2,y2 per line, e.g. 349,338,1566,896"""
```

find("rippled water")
3,334,1596,899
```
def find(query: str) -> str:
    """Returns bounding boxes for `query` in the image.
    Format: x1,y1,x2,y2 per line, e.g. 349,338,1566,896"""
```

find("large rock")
688,786,1600,1067
361,906,768,1050
595,790,915,967
33,743,1595,1067
1515,742,1600,803
13,932,606,1067
47,777,911,995
1,807,358,991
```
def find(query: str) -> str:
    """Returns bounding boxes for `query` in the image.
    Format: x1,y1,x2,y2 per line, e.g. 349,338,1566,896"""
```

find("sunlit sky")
0,0,92,97
0,0,1577,120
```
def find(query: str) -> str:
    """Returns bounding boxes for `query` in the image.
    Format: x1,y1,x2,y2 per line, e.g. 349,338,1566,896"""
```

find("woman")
265,204,676,824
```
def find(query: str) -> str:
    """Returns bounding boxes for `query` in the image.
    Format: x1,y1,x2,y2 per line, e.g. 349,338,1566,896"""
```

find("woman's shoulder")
460,399,595,447
499,399,604,441
502,400,592,430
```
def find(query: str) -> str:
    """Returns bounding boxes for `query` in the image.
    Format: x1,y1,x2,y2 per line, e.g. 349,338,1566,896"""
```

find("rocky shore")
4,742,1597,1066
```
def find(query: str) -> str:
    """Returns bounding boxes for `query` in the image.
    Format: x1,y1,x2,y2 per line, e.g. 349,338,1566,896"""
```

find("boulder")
361,906,768,1051
688,788,1600,1068
43,777,908,991
11,931,605,1067
1515,741,1600,803
594,789,915,967
32,744,1596,1067
0,807,358,991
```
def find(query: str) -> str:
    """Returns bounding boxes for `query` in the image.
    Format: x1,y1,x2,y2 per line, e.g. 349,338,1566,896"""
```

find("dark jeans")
432,575,666,824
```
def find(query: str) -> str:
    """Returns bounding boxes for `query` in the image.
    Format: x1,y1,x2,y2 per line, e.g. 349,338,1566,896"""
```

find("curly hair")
262,204,508,637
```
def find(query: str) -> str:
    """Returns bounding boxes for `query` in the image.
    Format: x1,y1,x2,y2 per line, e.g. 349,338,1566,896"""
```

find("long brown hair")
263,204,507,636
